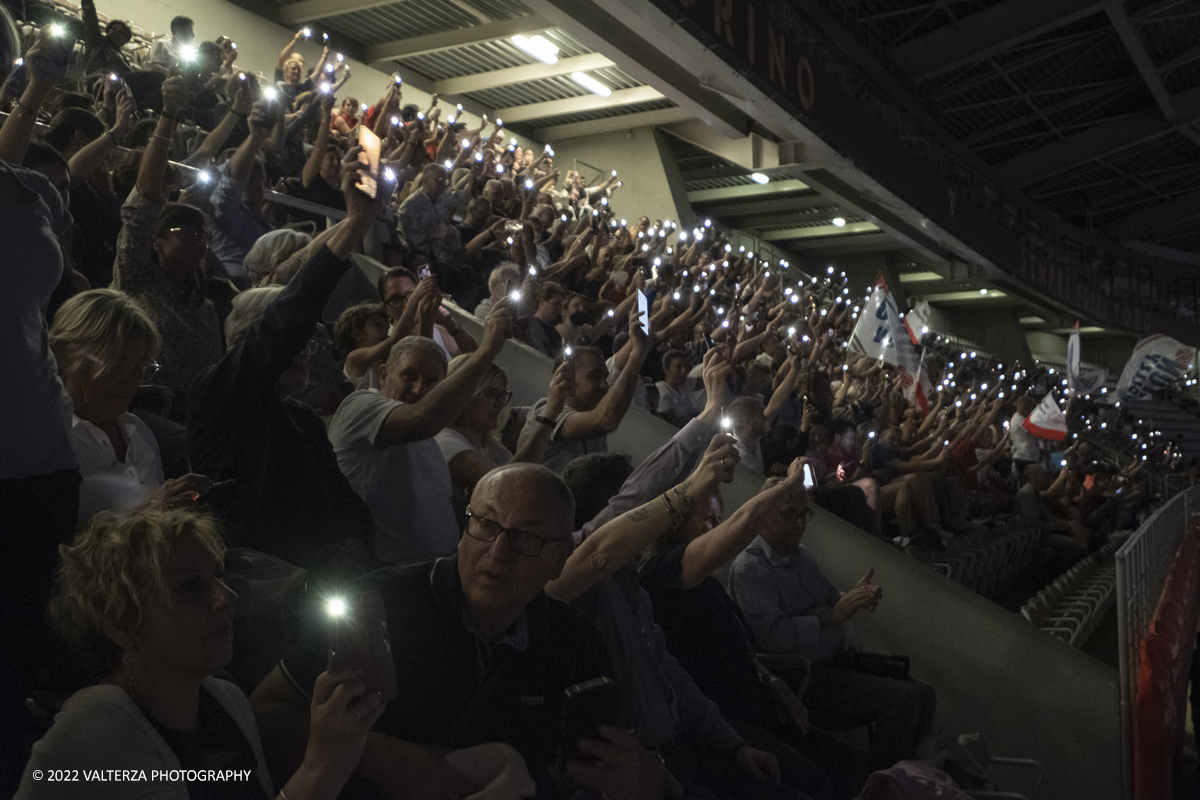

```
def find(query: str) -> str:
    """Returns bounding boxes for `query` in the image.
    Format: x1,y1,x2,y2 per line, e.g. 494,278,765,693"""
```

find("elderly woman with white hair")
50,289,211,525
243,228,311,285
187,146,380,576
475,261,522,319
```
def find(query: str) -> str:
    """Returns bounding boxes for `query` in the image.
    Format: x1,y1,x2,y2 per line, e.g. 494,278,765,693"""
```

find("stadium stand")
5,0,1200,798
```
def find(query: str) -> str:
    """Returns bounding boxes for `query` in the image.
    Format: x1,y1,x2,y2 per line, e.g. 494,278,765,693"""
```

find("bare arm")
546,434,736,603
0,30,67,164
764,356,800,421
68,93,134,185
448,363,571,488
376,306,511,445
344,280,433,379
183,84,251,168
555,317,650,441
303,97,334,187
678,472,802,590
277,32,303,72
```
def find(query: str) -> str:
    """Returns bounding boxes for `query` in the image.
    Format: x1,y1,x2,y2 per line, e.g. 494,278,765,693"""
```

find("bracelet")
279,790,290,800
106,129,120,145
534,414,556,427
158,111,179,120
9,99,38,118
148,134,172,146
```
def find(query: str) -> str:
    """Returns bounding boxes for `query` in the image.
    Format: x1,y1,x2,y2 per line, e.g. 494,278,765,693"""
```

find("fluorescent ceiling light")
511,34,559,65
571,71,612,97
898,271,942,283
831,217,846,227
750,172,770,184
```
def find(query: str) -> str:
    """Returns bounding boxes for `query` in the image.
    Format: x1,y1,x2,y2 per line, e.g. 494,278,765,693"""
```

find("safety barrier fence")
1116,484,1200,798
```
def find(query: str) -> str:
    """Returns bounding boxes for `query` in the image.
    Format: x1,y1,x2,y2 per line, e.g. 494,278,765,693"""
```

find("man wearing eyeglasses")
729,485,936,773
329,304,512,564
253,464,677,799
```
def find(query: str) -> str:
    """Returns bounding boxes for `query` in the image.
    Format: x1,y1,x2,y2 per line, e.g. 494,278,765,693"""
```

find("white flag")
851,274,926,406
1115,334,1195,401
1022,393,1068,441
904,299,932,346
1066,321,1108,395
1067,321,1081,391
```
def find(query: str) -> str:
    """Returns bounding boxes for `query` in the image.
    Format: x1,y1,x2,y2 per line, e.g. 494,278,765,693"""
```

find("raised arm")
764,354,800,421
303,95,335,187
448,362,574,489
546,433,738,604
135,76,186,202
277,31,304,72
375,305,512,445
344,279,433,380
0,28,70,164
678,469,804,591
554,312,651,441
184,82,253,168
228,102,273,182
68,92,134,185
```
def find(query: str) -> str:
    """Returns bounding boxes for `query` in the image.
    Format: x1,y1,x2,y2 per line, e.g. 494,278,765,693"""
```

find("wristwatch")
535,414,556,427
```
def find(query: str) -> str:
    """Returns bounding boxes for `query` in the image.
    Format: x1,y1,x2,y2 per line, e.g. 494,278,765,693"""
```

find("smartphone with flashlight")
636,289,651,338
702,331,717,349
802,463,815,489
562,344,576,383
326,591,398,703
356,125,381,199
561,676,619,764
417,263,432,281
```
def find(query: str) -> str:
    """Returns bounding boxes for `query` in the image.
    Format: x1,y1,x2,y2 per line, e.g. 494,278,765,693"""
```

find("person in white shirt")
655,349,704,427
329,306,512,563
149,15,194,73
49,290,210,526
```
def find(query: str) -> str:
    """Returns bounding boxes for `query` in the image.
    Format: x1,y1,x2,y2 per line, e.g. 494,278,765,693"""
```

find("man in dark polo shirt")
251,464,673,799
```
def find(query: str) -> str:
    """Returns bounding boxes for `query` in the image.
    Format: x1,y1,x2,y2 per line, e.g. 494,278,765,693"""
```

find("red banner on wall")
1134,524,1200,800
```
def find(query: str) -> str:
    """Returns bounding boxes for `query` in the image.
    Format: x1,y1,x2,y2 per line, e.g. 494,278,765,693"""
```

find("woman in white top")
435,357,571,498
50,289,210,525
18,507,382,799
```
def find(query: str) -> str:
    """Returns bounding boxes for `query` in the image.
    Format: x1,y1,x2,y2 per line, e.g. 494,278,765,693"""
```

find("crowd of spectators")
0,4,1188,799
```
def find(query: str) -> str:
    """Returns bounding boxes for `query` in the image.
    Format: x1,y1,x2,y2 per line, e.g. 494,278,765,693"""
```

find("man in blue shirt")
730,486,936,771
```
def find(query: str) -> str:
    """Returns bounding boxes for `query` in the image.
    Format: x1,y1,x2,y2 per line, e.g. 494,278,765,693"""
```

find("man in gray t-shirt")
518,313,650,474
329,308,511,562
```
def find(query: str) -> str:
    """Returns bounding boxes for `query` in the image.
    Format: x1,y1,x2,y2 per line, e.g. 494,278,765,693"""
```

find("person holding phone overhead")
518,307,652,474
187,145,381,575
18,508,383,800
209,88,276,286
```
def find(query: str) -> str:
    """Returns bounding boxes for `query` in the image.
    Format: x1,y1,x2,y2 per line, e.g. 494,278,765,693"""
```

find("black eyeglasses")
781,507,815,526
464,507,569,557
478,387,512,407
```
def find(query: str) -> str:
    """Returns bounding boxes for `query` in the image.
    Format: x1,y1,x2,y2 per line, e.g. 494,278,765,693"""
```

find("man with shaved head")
253,464,675,798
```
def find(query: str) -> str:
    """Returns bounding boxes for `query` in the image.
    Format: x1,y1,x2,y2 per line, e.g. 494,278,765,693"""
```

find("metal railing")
1115,484,1200,798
